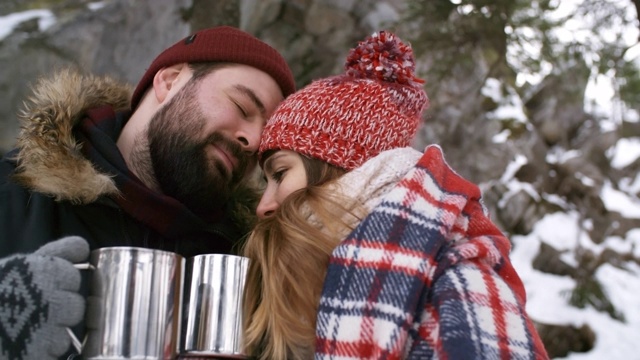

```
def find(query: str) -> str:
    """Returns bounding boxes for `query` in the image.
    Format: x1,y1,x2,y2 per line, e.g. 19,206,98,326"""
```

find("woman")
242,31,548,360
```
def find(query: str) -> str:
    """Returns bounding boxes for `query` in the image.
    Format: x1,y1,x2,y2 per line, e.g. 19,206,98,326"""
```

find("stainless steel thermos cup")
69,247,250,359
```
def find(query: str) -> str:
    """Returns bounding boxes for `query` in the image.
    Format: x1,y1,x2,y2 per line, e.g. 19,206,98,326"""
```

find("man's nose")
236,122,263,154
256,191,278,219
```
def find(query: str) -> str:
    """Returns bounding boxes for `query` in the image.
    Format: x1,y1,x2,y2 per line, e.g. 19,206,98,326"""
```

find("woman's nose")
256,191,278,219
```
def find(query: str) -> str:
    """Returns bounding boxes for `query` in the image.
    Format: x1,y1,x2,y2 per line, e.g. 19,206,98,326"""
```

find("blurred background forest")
1,0,639,358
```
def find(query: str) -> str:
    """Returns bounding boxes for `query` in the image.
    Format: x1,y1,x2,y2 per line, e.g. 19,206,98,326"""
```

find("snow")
482,77,529,123
0,9,56,40
601,181,640,218
511,209,640,360
88,2,108,11
608,137,640,169
499,4,640,354
0,2,107,41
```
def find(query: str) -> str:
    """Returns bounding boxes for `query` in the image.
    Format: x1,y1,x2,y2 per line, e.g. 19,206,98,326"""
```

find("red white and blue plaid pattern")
315,145,548,359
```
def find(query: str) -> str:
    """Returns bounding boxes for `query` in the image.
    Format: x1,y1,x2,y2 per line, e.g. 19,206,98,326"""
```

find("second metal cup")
179,254,249,359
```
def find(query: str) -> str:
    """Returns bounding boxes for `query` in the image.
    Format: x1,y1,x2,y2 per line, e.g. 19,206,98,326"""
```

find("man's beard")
142,80,252,215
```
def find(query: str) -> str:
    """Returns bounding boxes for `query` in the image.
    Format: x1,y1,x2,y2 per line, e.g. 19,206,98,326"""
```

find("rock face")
1,0,639,357
0,0,191,151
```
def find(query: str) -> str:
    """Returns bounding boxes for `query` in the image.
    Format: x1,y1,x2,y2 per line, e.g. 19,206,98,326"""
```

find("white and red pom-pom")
345,30,424,88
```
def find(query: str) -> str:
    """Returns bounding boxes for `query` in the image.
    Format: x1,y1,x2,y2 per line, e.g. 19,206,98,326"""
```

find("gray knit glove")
0,236,89,360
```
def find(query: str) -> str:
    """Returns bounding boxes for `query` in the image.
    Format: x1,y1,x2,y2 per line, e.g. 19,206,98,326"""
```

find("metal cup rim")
188,253,249,262
91,246,183,258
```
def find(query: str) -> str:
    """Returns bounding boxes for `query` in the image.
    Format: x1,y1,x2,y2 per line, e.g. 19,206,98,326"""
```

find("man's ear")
152,64,187,104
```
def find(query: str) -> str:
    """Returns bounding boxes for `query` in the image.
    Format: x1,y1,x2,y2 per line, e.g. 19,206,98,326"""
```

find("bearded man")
0,26,295,257
0,26,295,360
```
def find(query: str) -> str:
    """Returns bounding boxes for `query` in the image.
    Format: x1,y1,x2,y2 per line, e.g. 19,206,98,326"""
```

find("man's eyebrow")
233,85,266,116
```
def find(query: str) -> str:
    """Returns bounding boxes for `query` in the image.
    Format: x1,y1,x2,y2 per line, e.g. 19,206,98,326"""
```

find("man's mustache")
204,133,250,177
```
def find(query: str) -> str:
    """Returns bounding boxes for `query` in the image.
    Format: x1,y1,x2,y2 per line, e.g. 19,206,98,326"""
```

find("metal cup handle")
73,263,95,270
66,262,95,354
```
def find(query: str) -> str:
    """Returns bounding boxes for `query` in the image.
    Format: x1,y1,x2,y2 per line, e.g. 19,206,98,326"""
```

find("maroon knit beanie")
259,31,429,171
130,26,295,110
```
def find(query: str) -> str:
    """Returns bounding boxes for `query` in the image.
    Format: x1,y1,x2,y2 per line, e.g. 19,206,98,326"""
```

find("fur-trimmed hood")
12,69,132,203
10,69,259,230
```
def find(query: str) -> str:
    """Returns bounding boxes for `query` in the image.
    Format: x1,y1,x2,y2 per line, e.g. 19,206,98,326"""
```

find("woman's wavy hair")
242,152,363,359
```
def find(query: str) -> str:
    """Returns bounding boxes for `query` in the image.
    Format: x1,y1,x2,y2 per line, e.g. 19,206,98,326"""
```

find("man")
0,26,294,359
0,26,295,257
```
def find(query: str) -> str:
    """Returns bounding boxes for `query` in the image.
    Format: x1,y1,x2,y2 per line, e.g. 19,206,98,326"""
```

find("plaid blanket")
315,145,548,359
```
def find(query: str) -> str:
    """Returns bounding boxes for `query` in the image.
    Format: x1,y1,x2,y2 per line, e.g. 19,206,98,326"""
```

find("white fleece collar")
332,147,423,213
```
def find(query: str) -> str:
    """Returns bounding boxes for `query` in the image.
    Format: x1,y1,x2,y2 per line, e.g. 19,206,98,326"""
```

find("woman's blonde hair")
242,154,361,359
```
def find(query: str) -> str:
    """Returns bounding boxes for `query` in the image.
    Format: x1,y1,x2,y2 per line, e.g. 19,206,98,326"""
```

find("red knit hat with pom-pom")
258,30,429,171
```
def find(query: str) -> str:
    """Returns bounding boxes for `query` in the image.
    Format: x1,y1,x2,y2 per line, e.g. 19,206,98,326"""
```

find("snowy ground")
511,211,640,359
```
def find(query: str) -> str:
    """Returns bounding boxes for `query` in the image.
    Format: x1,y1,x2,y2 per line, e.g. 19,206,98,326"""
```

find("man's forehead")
207,65,283,96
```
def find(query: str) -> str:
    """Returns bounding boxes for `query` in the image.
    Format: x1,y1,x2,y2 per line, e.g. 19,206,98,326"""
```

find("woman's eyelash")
271,169,286,183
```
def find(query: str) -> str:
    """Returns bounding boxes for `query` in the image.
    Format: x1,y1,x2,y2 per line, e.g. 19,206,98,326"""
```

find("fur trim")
12,68,132,203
